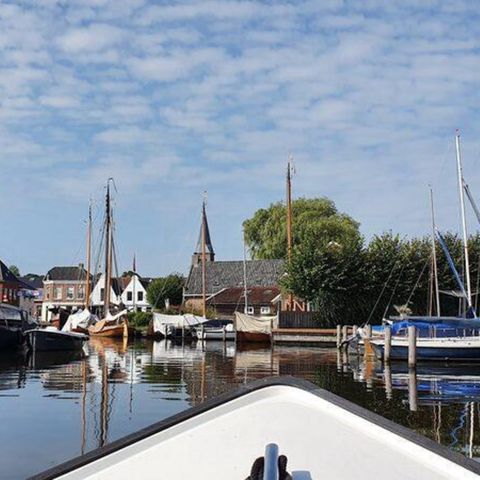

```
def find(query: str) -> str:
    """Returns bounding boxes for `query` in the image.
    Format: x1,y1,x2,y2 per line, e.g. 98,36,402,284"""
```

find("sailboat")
370,132,480,360
88,179,133,339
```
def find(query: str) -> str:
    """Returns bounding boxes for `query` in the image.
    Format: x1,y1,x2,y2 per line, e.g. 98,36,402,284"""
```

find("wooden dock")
272,328,345,346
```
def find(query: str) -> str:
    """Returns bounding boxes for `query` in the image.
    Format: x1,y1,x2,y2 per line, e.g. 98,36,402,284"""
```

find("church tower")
192,201,215,266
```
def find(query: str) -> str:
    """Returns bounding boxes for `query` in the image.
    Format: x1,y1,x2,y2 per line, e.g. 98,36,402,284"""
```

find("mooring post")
201,324,205,343
342,325,348,350
336,325,342,348
384,325,392,364
352,325,359,354
408,368,418,412
408,326,417,368
222,325,226,343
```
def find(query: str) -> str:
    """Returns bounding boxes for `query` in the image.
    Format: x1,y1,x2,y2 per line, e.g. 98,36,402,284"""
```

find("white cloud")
57,24,126,53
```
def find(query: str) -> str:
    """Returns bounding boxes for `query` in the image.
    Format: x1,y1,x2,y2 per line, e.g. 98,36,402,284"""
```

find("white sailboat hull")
31,378,480,480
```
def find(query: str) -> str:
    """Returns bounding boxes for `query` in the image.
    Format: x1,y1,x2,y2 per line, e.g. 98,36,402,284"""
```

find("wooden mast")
286,157,293,310
104,181,112,318
201,194,207,318
243,228,248,314
85,201,92,309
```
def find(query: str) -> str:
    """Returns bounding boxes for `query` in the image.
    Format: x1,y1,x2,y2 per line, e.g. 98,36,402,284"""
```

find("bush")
127,311,153,328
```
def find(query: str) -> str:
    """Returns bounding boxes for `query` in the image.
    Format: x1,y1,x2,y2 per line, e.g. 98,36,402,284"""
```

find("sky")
1,0,480,277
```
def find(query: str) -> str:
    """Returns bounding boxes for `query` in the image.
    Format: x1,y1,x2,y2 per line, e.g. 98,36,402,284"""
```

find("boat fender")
245,452,292,479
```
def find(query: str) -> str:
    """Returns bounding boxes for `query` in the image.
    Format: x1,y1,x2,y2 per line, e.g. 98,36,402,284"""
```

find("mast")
429,188,441,316
201,195,207,318
455,131,473,308
85,201,92,309
243,228,248,313
286,157,294,310
132,253,136,312
104,181,112,317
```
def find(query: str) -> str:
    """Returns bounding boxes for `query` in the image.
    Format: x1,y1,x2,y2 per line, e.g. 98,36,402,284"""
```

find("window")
100,288,104,302
66,287,74,300
77,286,85,300
54,287,62,300
260,306,271,315
137,291,143,302
127,291,132,302
246,306,254,315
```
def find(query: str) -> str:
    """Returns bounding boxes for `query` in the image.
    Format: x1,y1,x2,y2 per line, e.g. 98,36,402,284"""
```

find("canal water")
1,338,480,479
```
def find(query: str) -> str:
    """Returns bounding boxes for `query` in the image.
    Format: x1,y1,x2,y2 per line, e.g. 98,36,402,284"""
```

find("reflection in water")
0,340,480,477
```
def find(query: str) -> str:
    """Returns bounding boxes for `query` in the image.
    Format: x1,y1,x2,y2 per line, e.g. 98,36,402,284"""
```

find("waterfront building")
120,274,153,312
183,206,285,316
0,261,31,308
19,273,43,319
42,265,90,322
89,273,124,314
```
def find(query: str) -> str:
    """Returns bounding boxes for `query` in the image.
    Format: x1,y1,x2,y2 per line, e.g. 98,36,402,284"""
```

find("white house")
90,273,123,313
121,274,152,312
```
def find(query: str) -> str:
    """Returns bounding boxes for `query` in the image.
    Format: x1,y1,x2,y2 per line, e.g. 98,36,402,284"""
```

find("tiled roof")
184,259,284,296
207,287,280,306
45,266,90,282
19,274,43,290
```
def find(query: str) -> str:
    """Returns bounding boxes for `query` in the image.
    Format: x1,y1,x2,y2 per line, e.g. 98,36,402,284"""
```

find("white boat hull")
32,378,480,480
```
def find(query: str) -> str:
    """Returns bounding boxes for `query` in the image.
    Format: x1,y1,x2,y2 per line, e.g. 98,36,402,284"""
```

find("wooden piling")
408,326,417,368
342,325,348,349
408,368,418,411
336,325,342,348
353,325,359,354
384,325,392,363
222,325,226,342
200,324,205,343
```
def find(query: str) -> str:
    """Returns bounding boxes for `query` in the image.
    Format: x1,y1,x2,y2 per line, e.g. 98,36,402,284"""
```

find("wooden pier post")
384,363,392,400
408,368,418,412
342,325,348,350
384,325,392,364
222,325,226,343
408,326,417,368
336,325,342,348
200,324,205,343
352,325,359,354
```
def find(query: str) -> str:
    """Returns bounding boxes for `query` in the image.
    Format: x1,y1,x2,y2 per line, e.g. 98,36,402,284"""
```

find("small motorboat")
371,335,480,361
196,320,236,341
29,377,480,480
0,303,37,350
25,327,88,352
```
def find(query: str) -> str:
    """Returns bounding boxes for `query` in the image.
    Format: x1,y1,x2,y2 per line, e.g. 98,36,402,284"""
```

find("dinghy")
25,327,87,352
29,377,480,480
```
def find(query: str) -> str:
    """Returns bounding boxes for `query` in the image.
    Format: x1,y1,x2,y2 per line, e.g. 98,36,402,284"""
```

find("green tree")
147,273,184,310
243,197,359,260
9,265,20,277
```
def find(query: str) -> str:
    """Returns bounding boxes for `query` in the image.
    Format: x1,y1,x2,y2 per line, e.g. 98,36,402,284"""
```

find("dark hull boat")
25,328,87,352
30,377,480,480
0,304,37,350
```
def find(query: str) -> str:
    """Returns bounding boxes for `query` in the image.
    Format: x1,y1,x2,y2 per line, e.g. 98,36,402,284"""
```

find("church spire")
192,197,215,266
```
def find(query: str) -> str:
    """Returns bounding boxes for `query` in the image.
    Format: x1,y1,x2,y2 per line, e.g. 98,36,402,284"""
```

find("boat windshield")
0,305,23,321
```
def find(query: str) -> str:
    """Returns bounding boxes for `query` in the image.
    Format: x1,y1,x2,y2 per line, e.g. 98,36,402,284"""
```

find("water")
1,338,480,478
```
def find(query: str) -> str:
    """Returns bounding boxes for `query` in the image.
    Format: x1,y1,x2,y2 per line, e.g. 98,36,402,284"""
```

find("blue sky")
1,0,480,277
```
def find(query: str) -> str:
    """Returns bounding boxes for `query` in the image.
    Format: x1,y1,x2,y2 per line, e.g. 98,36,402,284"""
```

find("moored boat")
25,327,88,352
371,335,480,361
0,303,37,350
196,320,235,341
88,314,133,338
234,311,273,344
30,377,480,479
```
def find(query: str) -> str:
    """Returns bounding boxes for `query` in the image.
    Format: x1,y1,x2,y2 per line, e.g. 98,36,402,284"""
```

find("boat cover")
389,316,480,337
152,313,208,332
62,309,98,332
234,312,277,334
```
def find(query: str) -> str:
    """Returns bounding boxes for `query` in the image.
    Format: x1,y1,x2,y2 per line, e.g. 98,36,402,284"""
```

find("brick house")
42,265,91,322
0,260,30,307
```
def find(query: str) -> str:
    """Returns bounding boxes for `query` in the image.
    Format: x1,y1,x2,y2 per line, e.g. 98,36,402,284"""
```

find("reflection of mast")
99,355,109,447
81,359,87,454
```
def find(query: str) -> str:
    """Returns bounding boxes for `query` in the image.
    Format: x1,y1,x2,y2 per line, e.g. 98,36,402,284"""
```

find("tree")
147,274,185,310
243,197,360,260
9,265,20,277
